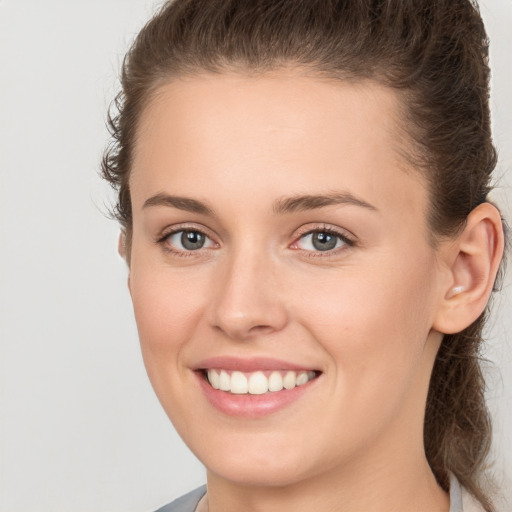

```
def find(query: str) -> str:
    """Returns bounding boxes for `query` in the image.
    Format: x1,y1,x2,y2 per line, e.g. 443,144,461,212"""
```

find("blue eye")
165,230,216,251
295,230,350,252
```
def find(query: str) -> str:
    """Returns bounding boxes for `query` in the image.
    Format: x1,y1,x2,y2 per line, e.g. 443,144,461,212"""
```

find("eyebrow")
272,192,377,214
142,191,377,216
143,193,214,215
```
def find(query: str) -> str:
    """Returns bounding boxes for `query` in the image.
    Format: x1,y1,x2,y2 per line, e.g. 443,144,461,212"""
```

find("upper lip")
193,356,319,373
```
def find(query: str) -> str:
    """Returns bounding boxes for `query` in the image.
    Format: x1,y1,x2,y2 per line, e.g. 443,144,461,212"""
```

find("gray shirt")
154,474,484,512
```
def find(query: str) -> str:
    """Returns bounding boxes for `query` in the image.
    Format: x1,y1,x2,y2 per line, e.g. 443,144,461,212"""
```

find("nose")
209,247,288,340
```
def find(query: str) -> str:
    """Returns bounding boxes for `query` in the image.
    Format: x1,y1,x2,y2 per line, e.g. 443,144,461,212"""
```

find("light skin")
123,71,504,512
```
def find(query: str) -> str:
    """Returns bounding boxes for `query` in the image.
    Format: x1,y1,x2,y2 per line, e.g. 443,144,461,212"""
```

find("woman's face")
128,72,446,487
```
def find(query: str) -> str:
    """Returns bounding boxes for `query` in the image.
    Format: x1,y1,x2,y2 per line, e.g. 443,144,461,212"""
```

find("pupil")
312,232,337,251
181,231,205,250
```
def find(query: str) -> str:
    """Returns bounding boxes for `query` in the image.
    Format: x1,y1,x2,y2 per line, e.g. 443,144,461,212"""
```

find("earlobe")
433,203,504,335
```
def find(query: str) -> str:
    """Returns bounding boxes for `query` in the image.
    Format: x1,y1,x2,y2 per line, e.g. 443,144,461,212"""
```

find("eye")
164,229,216,252
292,229,353,253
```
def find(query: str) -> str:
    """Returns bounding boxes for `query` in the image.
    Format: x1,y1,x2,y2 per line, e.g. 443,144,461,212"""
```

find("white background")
0,1,510,511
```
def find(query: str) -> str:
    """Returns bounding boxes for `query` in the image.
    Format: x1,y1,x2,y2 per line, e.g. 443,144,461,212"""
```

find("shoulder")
156,480,488,512
154,486,207,512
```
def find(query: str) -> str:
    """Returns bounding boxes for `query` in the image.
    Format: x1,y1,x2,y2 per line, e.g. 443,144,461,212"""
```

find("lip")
193,357,321,418
193,356,317,373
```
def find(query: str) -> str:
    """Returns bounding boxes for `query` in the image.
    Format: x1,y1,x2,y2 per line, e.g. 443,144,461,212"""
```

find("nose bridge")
210,240,287,339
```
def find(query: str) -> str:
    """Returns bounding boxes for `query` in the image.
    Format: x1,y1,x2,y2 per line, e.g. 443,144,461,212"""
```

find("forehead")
134,71,407,165
130,71,428,224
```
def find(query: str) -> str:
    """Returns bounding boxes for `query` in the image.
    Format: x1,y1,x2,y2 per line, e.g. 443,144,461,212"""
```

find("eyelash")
292,225,356,258
156,225,215,258
156,224,356,258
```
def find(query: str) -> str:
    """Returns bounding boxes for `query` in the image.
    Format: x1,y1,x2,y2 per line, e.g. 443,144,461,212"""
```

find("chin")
206,458,313,488
184,425,344,489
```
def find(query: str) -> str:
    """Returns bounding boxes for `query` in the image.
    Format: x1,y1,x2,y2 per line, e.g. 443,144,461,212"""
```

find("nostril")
211,317,282,340
249,324,275,334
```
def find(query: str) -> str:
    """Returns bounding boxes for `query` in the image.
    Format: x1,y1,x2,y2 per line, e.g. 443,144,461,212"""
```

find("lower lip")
196,372,319,418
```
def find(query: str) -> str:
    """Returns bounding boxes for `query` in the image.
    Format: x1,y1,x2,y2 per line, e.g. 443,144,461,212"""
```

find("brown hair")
102,0,506,507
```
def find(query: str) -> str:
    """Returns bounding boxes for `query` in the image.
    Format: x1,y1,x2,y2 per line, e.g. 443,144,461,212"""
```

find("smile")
194,357,322,417
206,369,318,395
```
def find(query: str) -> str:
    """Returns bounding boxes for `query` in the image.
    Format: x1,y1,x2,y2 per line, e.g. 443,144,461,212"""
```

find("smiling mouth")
203,369,320,395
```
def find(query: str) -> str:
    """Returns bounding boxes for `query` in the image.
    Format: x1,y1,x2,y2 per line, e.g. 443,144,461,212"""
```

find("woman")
102,0,507,510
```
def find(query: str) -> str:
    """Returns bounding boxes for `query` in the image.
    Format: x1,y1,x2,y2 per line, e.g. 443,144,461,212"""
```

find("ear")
118,231,132,292
433,203,504,335
118,230,127,259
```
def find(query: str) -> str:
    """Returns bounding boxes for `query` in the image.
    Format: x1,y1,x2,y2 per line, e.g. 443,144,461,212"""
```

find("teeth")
248,371,269,394
268,371,283,392
208,369,220,389
283,371,296,390
296,371,309,386
206,369,317,394
219,370,230,391
230,371,248,394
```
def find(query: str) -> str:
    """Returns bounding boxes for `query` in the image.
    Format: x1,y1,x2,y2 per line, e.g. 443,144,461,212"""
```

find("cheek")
128,264,212,429
293,251,438,396
129,265,207,369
